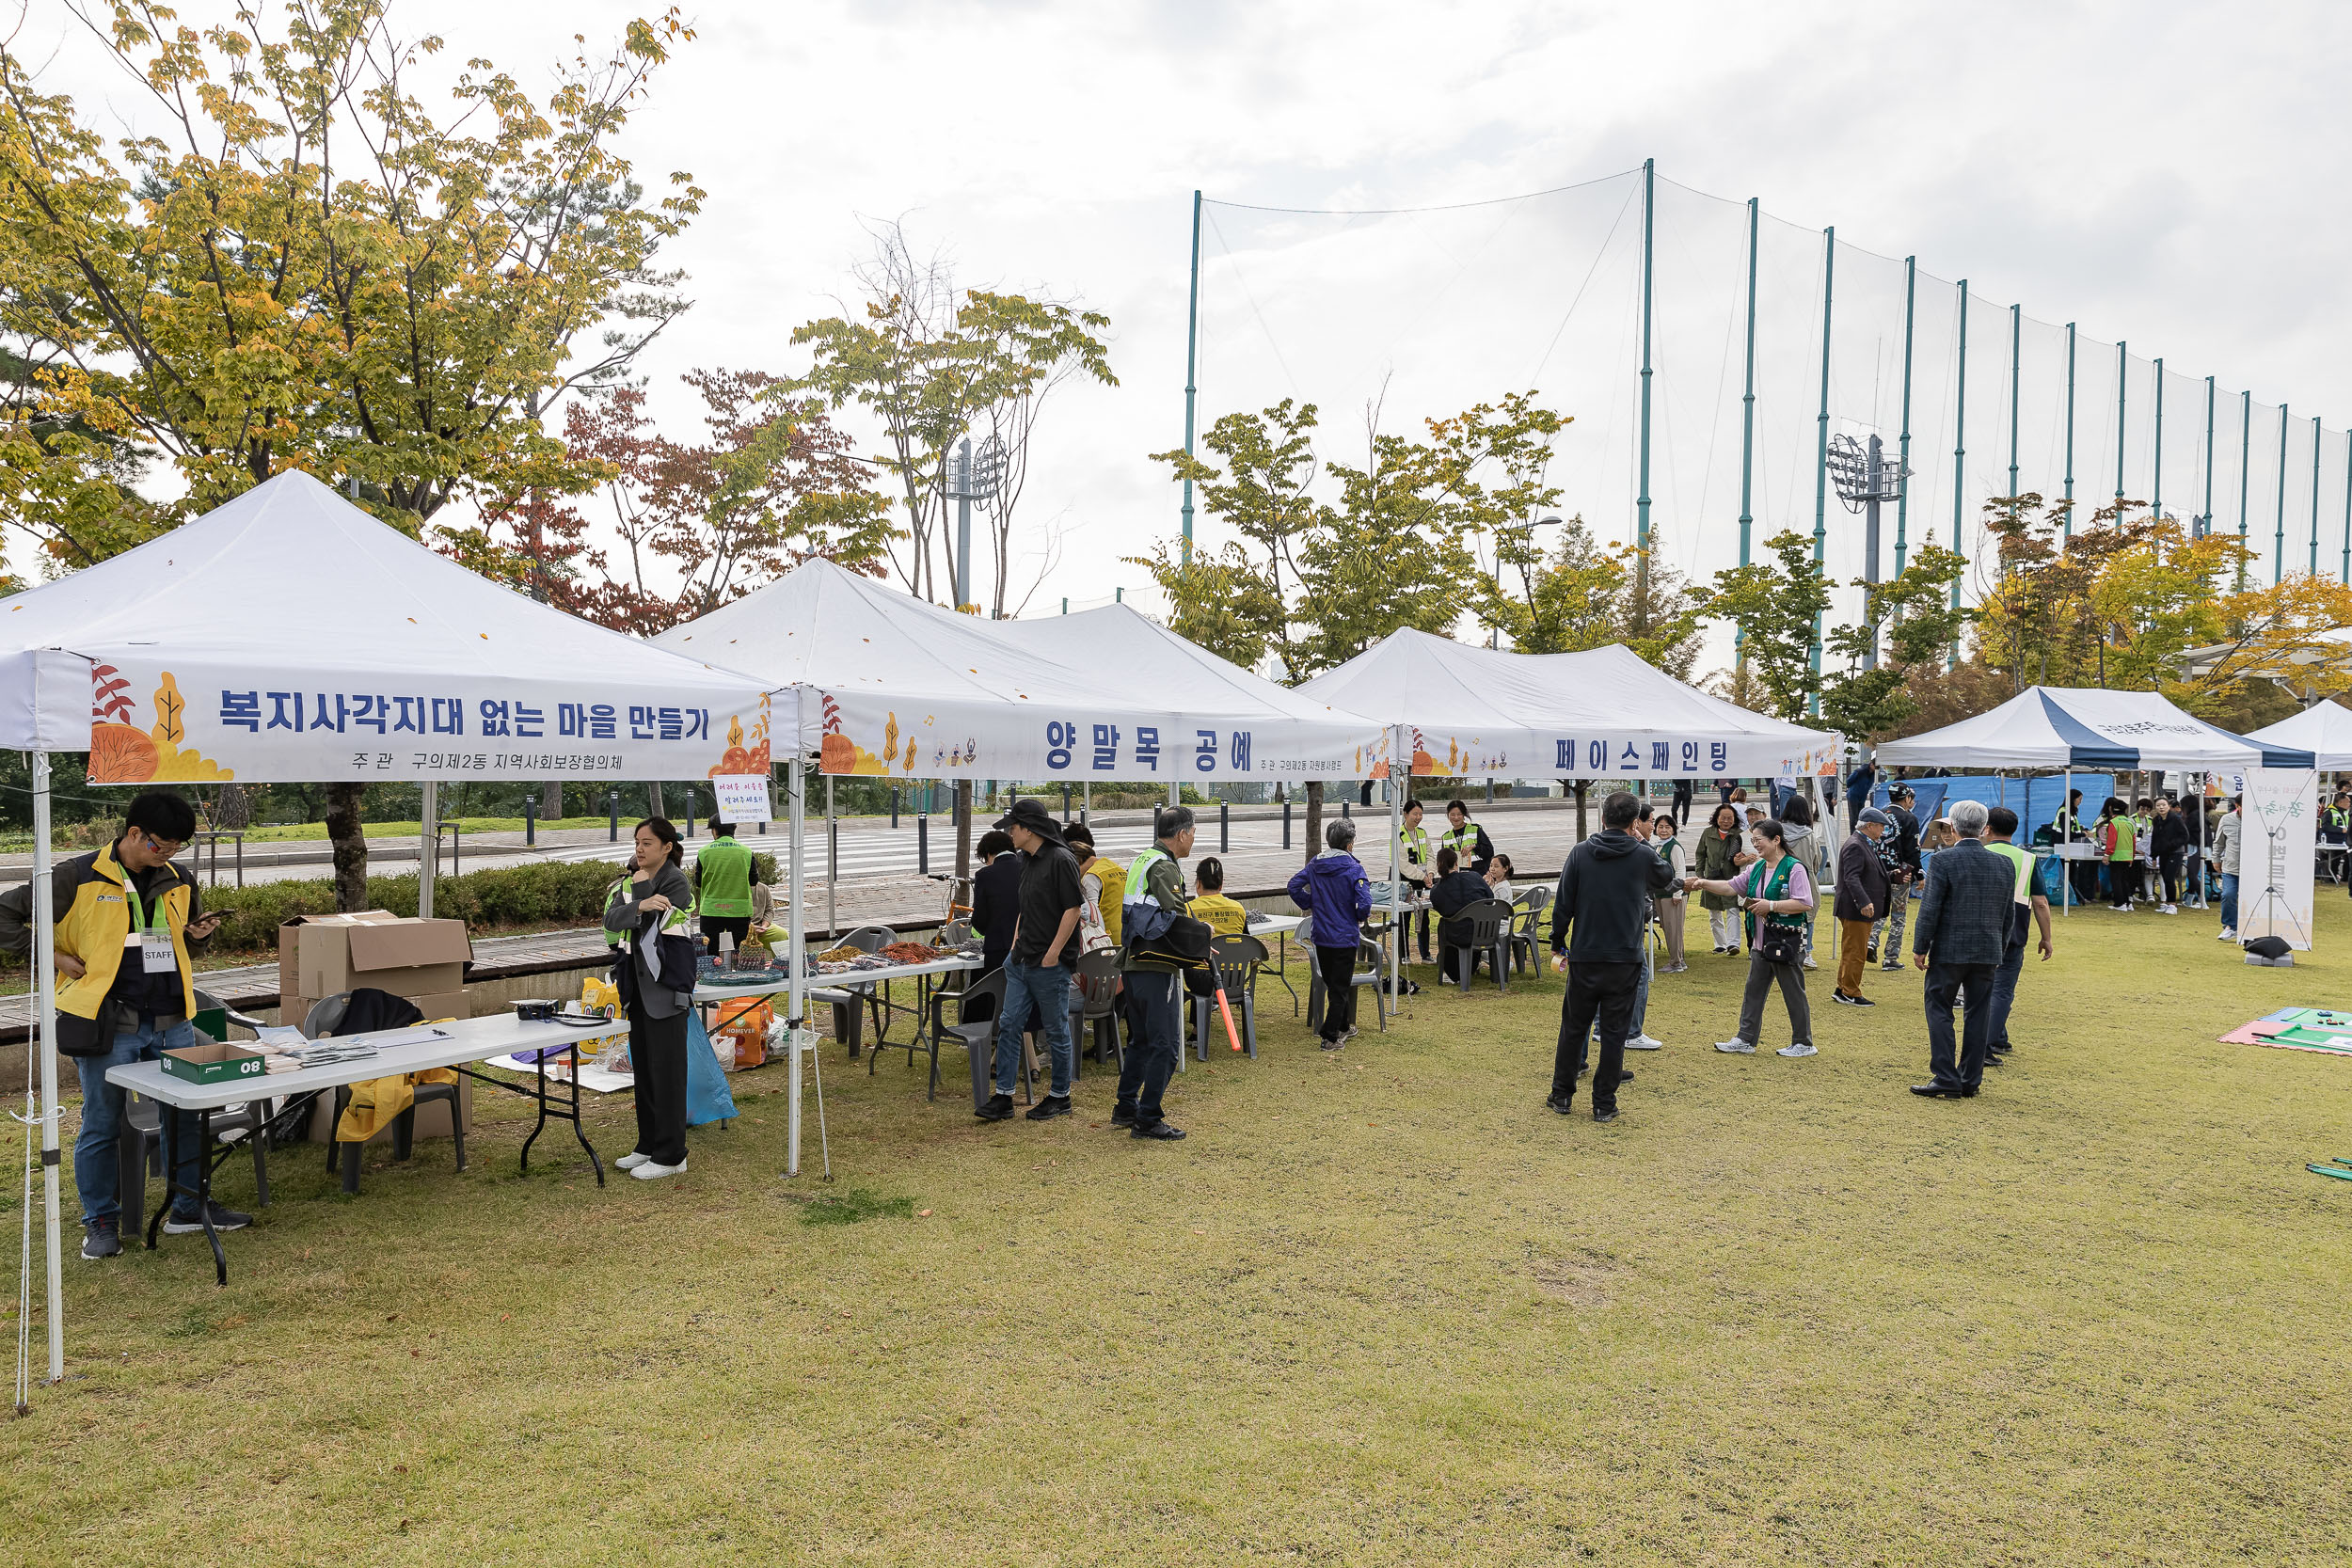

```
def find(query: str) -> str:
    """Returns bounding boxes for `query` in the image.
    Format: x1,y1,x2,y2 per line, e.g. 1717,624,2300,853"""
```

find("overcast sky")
23,0,2352,664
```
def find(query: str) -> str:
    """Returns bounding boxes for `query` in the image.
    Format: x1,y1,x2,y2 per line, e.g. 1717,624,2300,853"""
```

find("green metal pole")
1896,256,1915,573
2152,356,2164,518
2063,323,2076,537
2238,390,2251,590
2202,374,2215,536
1951,281,1968,635
2275,401,2289,586
1636,157,1656,602
2114,340,2127,504
1738,197,1757,570
2341,428,2350,584
2008,303,2021,499
2311,412,2323,577
1809,225,1833,712
1181,189,1202,564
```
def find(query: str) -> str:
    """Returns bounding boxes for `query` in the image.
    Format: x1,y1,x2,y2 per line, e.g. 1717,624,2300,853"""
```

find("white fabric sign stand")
2241,767,2319,951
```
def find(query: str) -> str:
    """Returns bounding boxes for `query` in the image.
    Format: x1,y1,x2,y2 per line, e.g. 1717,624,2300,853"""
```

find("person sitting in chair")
1430,847,1496,983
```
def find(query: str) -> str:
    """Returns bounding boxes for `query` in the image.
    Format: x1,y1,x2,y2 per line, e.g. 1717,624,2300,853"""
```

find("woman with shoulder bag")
605,816,698,1180
1685,818,1817,1058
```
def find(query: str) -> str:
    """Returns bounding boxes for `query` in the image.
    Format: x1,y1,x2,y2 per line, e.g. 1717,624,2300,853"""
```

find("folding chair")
930,967,1009,1107
1190,934,1268,1060
1439,898,1513,994
1305,937,1391,1035
1070,950,1123,1075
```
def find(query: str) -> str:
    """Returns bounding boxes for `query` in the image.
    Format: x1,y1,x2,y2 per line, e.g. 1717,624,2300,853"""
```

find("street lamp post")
1825,433,1909,670
1491,515,1566,649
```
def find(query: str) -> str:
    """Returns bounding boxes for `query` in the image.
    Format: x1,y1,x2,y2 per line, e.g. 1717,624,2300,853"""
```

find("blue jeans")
1986,940,2026,1048
75,1016,202,1228
2219,873,2239,931
994,960,1074,1098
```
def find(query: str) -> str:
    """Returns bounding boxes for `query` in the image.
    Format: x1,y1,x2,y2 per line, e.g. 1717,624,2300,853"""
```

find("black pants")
1116,970,1181,1126
1921,959,1994,1091
1407,908,1432,961
2108,863,2135,907
628,1005,691,1165
1440,944,1487,983
1553,960,1640,1108
2070,858,2100,904
2159,851,2184,904
699,914,751,947
1314,944,1359,1041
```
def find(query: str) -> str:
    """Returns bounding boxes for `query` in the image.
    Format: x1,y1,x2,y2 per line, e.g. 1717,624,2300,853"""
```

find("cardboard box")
281,911,472,1002
161,1040,268,1086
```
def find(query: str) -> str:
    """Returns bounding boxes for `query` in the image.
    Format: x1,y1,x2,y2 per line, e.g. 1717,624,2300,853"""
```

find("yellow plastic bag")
580,976,620,1014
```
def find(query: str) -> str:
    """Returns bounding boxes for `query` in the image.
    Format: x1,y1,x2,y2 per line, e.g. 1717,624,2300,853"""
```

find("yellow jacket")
43,842,198,1053
1188,893,1248,937
1082,855,1126,948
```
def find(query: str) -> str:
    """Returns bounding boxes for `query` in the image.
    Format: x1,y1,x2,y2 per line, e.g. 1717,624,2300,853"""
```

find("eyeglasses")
140,832,185,856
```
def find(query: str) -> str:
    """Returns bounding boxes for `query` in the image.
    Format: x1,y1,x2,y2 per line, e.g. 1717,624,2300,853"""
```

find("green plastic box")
161,1040,268,1086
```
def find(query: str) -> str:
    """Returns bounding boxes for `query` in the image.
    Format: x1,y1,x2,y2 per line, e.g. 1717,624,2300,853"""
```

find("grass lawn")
6,886,2351,1564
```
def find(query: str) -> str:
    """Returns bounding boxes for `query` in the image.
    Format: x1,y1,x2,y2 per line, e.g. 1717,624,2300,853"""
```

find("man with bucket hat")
978,798,1085,1123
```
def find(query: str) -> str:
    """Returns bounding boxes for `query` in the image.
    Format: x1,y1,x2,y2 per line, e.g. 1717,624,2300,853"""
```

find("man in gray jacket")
1909,799,2014,1100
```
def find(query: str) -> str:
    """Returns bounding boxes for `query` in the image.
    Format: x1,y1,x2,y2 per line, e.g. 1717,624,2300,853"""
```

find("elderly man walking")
1909,799,2015,1100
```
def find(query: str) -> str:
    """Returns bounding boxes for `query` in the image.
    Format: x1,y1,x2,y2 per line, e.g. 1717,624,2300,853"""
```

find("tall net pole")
2203,375,2217,538
1181,189,1202,565
2009,303,2022,500
2239,389,2253,589
1808,224,1834,712
2276,402,2290,585
2310,413,2323,578
1636,158,1656,602
2064,323,2077,536
2115,340,2128,504
1738,197,1758,572
2153,356,2166,518
1896,255,1915,574
1951,281,1969,652
2340,433,2350,584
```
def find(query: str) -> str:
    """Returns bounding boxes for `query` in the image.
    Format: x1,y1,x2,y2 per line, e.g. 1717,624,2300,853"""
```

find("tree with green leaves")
1819,541,1971,742
787,223,1113,610
1705,530,1833,721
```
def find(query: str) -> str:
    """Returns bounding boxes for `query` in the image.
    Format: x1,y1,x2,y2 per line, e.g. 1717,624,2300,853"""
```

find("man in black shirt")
1547,790,1675,1123
1429,847,1494,983
1873,784,1922,970
979,799,1083,1123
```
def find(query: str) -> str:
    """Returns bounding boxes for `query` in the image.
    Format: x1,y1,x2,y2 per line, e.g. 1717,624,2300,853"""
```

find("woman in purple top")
1684,818,1818,1058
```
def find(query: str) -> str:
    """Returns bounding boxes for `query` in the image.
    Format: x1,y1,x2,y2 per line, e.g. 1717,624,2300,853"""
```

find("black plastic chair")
1190,934,1268,1060
1440,898,1513,993
306,992,466,1196
1305,936,1391,1036
1069,950,1123,1075
935,968,1011,1107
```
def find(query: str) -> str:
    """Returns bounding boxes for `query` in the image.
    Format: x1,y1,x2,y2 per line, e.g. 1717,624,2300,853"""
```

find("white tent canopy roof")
652,560,1385,781
1293,627,1841,778
2247,701,2352,770
0,470,776,781
1877,686,2313,771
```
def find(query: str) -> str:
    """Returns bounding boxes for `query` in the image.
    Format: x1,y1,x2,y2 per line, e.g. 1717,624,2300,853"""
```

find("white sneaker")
614,1151,651,1171
1801,958,1819,970
1776,1042,1818,1057
2160,905,2177,915
1626,1034,1664,1051
2219,927,2236,942
630,1159,687,1180
1714,1037,1756,1053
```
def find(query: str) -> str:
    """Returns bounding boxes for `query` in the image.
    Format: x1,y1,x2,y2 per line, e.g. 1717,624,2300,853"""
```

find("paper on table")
342,1026,451,1051
254,1024,308,1050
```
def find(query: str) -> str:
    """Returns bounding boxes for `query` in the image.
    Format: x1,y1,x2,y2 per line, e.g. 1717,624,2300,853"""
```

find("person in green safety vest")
1439,799,1494,877
1396,799,1434,964
692,816,757,949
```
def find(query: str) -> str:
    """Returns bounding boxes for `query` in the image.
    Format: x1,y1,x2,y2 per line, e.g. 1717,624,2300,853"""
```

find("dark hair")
1445,798,1469,817
633,816,685,866
1063,822,1095,851
1494,854,1514,876
1154,805,1195,840
1635,800,1655,821
1986,805,2019,835
1403,799,1423,817
706,816,737,836
1195,856,1225,892
1780,793,1814,827
2067,788,2081,801
2135,798,2153,811
977,829,1014,860
1436,846,1460,874
1601,789,1640,829
1753,818,1788,848
1892,784,1915,802
1709,802,1740,832
124,789,197,844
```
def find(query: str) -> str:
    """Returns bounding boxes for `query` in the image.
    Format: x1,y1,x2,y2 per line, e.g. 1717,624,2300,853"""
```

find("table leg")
144,1102,171,1254
196,1107,226,1287
519,1057,552,1173
565,1047,604,1186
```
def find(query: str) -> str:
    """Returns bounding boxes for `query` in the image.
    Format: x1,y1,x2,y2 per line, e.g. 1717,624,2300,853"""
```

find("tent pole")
786,736,806,1179
418,781,437,920
34,752,62,1388
2062,768,2072,918
1389,725,1404,1022
825,773,836,939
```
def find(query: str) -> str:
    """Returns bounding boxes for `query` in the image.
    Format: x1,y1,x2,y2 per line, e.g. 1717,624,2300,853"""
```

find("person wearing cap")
978,798,1084,1124
1873,784,1922,969
691,816,757,951
1832,808,1893,1006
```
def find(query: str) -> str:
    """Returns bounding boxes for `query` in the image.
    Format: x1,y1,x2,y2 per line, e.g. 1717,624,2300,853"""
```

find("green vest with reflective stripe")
694,835,755,918
1124,847,1168,903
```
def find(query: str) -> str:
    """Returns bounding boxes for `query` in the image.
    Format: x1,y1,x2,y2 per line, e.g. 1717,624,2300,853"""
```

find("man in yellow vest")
1118,805,1197,1140
691,816,757,949
0,790,238,1258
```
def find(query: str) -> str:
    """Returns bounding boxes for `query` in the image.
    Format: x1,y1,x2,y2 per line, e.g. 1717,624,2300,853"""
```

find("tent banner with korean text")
650,560,1389,782
0,472,780,784
2240,765,2319,951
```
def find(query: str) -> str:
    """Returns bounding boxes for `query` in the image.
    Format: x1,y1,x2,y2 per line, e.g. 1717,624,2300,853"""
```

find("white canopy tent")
5,471,777,1398
1878,686,2317,920
2248,701,2352,770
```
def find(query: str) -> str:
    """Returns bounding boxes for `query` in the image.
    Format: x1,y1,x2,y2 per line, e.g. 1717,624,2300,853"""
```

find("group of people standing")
2056,790,2195,914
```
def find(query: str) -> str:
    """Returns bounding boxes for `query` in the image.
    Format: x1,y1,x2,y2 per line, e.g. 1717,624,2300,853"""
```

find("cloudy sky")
22,0,2352,665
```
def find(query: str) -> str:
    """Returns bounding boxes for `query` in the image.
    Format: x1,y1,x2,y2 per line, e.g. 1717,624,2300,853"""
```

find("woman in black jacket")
605,816,697,1180
1430,847,1496,982
2150,796,2190,914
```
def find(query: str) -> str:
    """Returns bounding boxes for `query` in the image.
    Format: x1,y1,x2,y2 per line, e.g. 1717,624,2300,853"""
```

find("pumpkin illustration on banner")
707,693,773,779
816,698,914,775
87,667,233,784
